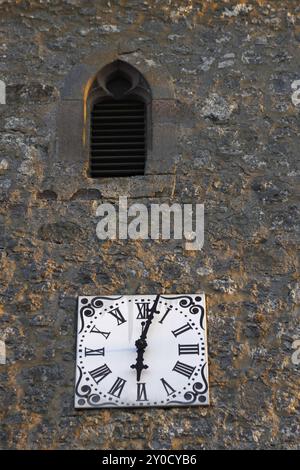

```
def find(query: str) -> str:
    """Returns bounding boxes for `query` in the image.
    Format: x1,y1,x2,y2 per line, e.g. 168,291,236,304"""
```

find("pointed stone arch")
56,47,176,180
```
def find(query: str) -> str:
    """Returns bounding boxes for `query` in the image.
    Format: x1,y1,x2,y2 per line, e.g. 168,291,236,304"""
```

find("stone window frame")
56,49,177,183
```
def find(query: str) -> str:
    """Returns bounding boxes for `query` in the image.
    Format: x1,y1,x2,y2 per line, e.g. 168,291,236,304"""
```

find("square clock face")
75,294,209,408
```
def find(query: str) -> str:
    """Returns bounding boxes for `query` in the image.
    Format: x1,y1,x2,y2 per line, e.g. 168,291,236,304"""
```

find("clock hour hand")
131,337,148,382
131,294,160,381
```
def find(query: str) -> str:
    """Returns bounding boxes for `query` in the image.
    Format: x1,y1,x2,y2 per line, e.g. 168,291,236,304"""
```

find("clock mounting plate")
75,294,209,408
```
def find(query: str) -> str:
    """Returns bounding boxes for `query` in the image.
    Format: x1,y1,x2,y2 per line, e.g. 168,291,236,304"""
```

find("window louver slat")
91,156,145,162
90,98,146,178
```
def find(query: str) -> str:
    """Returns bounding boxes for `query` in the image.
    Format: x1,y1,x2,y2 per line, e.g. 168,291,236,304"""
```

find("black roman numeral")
172,322,193,337
178,344,200,355
90,326,111,339
160,378,176,396
108,377,126,398
136,302,151,319
172,361,195,378
137,383,148,401
108,307,126,326
85,347,105,356
89,364,111,384
159,306,173,324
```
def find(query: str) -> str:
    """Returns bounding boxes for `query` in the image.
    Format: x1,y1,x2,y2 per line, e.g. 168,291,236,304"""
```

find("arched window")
88,61,151,178
56,51,176,187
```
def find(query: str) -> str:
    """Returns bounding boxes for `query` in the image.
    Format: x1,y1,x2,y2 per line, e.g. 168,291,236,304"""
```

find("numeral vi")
137,383,148,401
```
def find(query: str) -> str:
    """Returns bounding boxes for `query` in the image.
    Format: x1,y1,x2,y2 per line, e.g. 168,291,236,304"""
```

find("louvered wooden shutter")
90,98,146,177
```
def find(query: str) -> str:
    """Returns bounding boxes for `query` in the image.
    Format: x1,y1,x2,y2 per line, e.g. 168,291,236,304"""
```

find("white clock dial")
75,294,209,408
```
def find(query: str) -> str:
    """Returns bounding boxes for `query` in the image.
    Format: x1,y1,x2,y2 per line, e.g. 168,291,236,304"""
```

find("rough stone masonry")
0,0,299,450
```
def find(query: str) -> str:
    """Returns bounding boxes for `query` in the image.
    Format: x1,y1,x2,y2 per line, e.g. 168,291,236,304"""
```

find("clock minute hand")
131,294,161,381
141,294,160,340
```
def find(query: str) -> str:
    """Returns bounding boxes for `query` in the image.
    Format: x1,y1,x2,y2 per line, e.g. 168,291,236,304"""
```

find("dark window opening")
90,98,146,178
88,61,151,178
106,73,131,97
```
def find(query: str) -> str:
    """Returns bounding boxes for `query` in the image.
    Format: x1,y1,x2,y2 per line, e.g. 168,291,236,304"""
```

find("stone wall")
0,0,299,450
